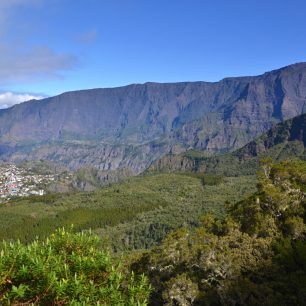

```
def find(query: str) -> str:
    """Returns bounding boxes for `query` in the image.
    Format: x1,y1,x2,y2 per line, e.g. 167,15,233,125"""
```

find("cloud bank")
0,92,45,109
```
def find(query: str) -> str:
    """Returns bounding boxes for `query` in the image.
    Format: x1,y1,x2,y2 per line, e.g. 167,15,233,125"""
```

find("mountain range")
1,62,306,174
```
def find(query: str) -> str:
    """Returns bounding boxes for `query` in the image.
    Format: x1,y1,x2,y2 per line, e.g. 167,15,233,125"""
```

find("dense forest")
0,158,305,305
132,159,306,305
0,172,255,250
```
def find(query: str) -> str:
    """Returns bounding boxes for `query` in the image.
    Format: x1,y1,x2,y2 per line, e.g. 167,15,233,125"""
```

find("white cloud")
0,92,45,109
0,46,78,84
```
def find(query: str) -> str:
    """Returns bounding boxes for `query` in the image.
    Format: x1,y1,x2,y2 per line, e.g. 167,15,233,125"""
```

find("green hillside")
132,159,306,305
149,113,306,176
0,172,255,251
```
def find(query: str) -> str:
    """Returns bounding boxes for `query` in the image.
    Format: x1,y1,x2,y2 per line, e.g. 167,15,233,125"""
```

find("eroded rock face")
148,154,196,173
0,62,306,172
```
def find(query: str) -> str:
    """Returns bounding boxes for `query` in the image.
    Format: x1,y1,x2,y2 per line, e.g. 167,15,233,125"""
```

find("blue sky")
0,0,306,107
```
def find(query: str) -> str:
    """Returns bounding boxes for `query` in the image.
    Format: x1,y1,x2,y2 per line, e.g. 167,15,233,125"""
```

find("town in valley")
0,163,59,201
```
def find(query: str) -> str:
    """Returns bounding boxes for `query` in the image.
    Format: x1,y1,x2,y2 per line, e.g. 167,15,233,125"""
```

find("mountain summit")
1,62,306,172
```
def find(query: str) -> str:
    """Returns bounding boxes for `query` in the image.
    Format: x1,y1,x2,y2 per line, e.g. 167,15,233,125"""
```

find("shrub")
0,228,150,305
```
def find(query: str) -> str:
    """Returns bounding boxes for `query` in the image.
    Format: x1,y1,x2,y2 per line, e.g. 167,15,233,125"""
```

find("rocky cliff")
1,62,306,172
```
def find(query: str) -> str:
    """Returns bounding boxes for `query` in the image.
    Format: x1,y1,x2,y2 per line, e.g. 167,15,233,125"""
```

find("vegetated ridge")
150,111,306,176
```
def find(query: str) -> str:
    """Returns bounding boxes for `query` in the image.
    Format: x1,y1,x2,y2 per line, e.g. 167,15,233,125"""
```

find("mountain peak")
264,61,306,75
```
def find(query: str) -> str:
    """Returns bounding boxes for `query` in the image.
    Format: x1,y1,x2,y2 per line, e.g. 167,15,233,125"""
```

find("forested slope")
132,159,306,305
0,172,255,252
150,112,306,176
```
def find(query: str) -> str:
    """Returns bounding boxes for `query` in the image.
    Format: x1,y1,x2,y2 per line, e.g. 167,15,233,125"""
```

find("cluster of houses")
0,164,57,201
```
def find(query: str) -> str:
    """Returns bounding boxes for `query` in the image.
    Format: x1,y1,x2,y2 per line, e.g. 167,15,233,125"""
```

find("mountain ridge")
149,112,306,175
1,62,306,173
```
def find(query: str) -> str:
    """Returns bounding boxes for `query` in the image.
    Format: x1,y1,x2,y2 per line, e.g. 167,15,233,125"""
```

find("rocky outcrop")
148,154,196,173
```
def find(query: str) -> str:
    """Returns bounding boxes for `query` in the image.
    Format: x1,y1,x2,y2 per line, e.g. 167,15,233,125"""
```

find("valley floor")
0,172,256,251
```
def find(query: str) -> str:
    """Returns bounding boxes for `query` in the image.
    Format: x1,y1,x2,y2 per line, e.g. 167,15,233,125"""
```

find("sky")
0,0,306,108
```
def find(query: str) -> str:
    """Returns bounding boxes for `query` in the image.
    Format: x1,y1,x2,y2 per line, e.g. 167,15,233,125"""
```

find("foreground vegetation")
0,158,305,305
131,159,306,305
0,229,150,305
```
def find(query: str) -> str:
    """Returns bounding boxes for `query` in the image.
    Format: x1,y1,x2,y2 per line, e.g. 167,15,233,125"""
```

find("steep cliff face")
2,141,171,173
0,62,306,171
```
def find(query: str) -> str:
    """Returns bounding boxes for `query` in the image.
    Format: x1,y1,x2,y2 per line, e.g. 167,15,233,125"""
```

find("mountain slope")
1,62,306,172
150,112,306,175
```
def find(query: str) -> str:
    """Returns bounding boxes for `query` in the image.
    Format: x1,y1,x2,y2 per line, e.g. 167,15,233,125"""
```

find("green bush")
0,228,150,305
